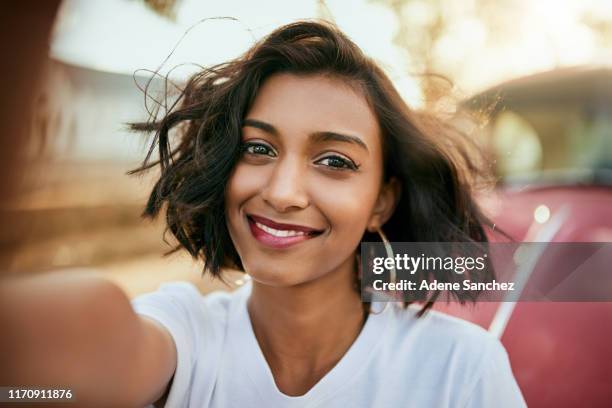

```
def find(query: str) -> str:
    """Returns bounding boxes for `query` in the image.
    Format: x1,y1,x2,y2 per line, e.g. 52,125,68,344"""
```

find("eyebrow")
242,118,369,153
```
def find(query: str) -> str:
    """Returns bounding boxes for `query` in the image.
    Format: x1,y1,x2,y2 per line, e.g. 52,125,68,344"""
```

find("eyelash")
240,141,360,171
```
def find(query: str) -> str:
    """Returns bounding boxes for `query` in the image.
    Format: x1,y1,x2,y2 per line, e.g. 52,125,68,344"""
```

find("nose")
260,156,309,212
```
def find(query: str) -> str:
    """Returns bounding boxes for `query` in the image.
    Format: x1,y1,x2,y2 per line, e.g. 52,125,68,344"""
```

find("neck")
247,254,366,376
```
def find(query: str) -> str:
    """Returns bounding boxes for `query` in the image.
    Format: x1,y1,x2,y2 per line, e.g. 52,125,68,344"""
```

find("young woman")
127,20,525,407
0,20,525,407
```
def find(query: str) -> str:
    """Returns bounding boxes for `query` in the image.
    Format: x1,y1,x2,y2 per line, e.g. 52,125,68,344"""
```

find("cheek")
225,163,265,209
225,163,265,240
310,175,379,238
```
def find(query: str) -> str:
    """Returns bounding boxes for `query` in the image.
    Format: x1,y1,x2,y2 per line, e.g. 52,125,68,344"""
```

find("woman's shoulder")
380,304,525,406
394,303,496,344
130,281,243,346
384,303,507,372
132,281,236,313
131,282,247,407
422,305,490,333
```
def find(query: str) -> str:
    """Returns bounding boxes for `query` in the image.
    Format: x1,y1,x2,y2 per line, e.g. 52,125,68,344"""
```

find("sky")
51,0,612,104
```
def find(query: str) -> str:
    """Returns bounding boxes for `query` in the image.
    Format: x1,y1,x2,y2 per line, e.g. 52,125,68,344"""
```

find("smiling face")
225,72,398,287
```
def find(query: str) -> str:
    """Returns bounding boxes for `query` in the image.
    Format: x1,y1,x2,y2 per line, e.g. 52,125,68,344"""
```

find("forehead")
245,73,381,149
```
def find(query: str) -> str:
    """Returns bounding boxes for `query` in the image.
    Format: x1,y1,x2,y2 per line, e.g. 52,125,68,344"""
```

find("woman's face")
225,72,397,287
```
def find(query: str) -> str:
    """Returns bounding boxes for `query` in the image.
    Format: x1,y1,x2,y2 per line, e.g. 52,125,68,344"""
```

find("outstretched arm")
0,271,177,407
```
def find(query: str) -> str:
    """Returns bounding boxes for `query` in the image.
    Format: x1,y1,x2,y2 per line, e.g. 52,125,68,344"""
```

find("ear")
367,177,402,232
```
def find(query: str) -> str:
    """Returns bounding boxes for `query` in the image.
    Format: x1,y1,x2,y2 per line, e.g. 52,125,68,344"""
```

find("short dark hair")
129,20,498,315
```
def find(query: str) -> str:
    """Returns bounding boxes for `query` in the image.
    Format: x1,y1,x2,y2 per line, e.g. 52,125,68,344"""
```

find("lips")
248,214,324,235
246,214,324,249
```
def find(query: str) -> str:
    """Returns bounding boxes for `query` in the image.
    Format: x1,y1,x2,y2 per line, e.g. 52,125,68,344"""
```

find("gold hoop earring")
366,226,400,312
375,226,396,286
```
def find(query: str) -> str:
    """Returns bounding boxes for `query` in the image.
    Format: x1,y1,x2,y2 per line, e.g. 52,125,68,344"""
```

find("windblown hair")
129,20,499,316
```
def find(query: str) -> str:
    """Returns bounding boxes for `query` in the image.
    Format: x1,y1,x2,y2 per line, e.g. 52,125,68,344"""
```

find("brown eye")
241,142,276,157
316,155,359,171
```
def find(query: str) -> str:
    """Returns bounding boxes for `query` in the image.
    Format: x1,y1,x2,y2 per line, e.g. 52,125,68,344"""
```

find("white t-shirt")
131,280,526,408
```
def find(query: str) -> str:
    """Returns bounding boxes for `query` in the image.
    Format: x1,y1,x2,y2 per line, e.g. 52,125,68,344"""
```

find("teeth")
254,221,308,237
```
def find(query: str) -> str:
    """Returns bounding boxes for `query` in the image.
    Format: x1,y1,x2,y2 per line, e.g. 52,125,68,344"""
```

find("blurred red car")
437,67,612,407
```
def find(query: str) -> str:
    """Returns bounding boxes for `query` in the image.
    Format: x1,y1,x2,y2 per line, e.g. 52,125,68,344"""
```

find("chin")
244,263,314,287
